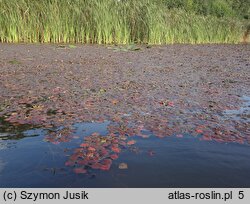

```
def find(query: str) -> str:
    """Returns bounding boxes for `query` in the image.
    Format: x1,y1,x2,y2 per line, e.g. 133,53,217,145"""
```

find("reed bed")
0,0,246,44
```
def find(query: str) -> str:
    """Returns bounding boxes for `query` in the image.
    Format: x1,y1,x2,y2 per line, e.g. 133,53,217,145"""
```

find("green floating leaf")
110,44,141,52
57,45,66,49
8,59,21,65
127,44,140,51
69,45,77,48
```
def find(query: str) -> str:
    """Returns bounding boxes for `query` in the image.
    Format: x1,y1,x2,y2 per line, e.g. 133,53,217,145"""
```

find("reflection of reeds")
0,0,245,44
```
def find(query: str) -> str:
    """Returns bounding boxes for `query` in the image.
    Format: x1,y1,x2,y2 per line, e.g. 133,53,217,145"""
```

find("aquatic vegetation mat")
0,44,249,178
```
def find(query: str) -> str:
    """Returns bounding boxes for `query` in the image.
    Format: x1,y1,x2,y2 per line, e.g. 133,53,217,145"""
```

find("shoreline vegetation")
0,0,249,44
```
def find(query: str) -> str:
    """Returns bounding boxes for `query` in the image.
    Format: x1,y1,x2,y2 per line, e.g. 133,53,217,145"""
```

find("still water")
0,119,250,188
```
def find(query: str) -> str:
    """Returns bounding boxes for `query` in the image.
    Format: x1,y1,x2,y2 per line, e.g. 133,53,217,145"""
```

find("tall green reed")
0,0,246,44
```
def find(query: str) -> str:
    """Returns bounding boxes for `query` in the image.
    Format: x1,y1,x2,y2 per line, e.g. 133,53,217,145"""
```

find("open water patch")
0,120,250,187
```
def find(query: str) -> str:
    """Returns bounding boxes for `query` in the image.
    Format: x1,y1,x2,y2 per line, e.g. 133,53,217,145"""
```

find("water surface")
0,121,249,188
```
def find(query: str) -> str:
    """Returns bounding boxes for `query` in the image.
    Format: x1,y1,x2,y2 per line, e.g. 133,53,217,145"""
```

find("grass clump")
0,0,248,44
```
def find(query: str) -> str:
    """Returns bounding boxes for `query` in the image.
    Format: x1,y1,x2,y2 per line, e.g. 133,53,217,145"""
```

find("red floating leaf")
214,138,224,143
168,101,174,107
127,140,136,145
119,141,127,146
138,133,150,138
74,148,83,153
235,138,244,144
100,149,109,157
103,142,110,147
100,164,111,171
76,152,84,158
70,154,80,161
159,100,174,107
78,160,89,165
137,124,144,131
102,159,112,165
88,147,96,152
73,168,87,174
91,132,100,136
91,163,103,169
111,147,121,153
196,129,203,134
110,154,119,160
202,135,212,141
112,139,119,144
65,161,75,166
80,143,89,147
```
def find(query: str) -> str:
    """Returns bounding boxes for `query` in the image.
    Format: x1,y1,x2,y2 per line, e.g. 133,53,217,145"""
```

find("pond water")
0,118,250,188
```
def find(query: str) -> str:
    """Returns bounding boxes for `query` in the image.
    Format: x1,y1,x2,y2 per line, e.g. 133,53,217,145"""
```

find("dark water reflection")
0,120,250,188
0,117,39,141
